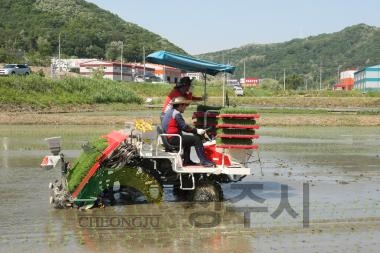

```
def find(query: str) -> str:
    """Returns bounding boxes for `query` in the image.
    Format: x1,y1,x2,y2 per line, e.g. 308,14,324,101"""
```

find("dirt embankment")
1,111,379,126
1,96,379,126
237,96,380,108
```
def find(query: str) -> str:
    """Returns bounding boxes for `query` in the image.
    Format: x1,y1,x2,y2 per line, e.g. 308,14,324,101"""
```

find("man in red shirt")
161,77,202,116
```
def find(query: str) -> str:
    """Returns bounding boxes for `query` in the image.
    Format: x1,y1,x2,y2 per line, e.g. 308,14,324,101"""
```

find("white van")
234,87,244,96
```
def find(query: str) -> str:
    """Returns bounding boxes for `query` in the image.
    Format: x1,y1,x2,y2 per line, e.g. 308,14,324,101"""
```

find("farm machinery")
41,51,261,208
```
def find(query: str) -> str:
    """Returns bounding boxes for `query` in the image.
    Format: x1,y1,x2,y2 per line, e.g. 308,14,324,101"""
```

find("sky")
86,0,380,55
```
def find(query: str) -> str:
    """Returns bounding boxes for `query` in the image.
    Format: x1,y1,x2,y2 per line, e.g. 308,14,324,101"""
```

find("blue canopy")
146,50,235,76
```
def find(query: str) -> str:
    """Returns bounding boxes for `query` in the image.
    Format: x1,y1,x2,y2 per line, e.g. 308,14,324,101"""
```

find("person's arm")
186,92,203,101
162,96,172,112
191,96,203,101
174,113,197,134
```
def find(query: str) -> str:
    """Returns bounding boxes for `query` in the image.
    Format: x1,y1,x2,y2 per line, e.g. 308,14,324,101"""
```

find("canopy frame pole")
203,73,207,105
223,72,226,107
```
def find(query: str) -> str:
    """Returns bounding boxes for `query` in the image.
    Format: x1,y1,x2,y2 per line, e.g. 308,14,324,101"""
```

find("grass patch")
1,75,380,113
0,75,143,109
357,110,380,115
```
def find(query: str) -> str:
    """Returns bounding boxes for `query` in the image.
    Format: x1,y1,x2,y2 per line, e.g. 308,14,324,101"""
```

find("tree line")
200,24,380,90
0,0,186,65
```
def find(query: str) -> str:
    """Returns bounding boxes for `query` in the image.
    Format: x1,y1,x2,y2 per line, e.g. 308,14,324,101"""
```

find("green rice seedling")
196,105,222,112
216,138,253,145
219,107,258,114
217,128,256,135
66,136,108,192
216,107,259,145
220,118,257,125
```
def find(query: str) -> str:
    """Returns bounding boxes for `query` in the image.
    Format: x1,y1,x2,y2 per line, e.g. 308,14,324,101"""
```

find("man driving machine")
161,96,215,167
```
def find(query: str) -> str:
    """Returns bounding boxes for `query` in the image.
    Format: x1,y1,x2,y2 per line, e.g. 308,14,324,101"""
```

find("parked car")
0,64,31,76
134,73,162,83
234,86,244,96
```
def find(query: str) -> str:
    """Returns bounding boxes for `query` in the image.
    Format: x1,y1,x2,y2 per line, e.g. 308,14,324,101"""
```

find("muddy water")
1,125,380,252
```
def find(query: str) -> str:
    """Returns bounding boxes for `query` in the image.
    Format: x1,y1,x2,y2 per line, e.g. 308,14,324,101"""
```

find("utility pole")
337,65,341,84
243,60,246,80
143,46,146,78
58,32,61,72
304,75,307,90
120,41,123,81
163,66,166,83
58,33,61,62
319,67,322,90
283,68,286,91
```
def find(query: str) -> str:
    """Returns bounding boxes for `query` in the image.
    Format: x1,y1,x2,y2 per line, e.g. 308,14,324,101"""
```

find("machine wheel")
96,166,164,206
190,181,223,202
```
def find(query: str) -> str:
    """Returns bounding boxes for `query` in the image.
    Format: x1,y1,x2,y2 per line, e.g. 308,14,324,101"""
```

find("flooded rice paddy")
1,124,379,252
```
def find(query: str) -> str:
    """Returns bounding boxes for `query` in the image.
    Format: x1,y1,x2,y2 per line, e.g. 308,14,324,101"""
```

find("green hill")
198,24,380,88
1,0,379,89
0,0,186,65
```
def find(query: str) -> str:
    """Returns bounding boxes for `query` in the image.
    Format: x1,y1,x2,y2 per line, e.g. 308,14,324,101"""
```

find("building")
354,64,380,92
334,69,357,90
79,60,154,81
144,63,182,83
51,58,98,72
78,60,182,83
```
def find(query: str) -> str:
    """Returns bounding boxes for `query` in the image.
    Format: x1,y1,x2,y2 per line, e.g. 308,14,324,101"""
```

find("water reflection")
39,203,253,252
1,124,379,252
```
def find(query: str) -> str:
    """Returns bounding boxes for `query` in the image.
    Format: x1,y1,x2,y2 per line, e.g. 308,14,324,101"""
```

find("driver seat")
157,126,180,152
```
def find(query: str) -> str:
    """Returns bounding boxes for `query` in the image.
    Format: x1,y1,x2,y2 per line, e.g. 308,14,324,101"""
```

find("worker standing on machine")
160,76,202,121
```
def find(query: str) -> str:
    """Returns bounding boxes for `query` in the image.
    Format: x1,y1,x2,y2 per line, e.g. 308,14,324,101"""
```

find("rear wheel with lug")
190,180,223,202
